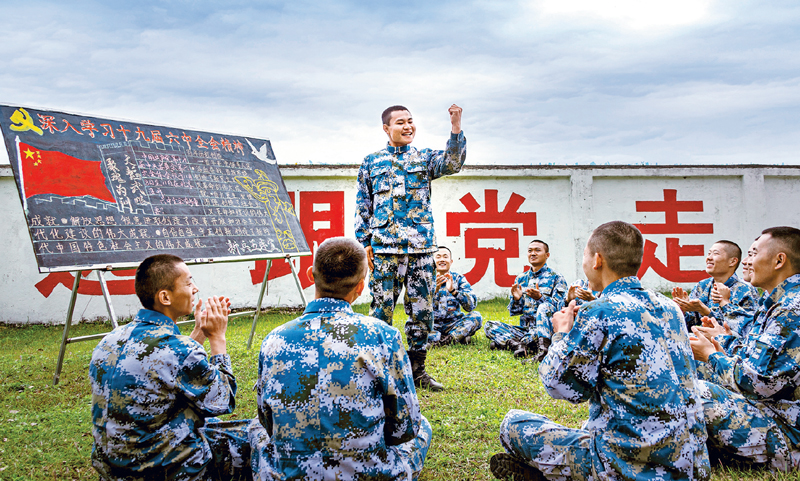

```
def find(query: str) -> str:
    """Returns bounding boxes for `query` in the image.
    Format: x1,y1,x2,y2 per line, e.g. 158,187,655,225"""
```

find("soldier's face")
383,110,415,147
434,248,453,273
749,234,780,291
582,244,601,292
705,243,735,277
167,263,198,318
741,241,757,283
527,242,549,269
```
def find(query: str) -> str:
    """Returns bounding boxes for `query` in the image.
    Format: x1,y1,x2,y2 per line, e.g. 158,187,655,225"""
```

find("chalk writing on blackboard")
0,104,309,272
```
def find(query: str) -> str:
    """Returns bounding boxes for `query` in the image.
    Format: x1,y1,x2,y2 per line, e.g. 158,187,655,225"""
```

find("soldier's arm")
177,344,237,417
718,285,757,337
454,274,478,312
354,161,374,248
708,307,800,399
538,305,600,404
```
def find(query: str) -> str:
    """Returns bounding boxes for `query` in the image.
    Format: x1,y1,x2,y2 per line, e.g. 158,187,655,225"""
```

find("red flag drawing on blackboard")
17,141,116,203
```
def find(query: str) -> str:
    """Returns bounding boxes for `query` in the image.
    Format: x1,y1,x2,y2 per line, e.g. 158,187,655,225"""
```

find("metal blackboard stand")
52,255,308,385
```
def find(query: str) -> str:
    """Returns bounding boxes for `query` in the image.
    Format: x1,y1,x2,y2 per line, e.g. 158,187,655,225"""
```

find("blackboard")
0,104,310,273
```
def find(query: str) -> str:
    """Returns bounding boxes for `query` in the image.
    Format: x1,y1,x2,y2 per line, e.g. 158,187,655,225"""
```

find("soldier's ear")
156,289,171,306
383,123,390,136
776,252,787,270
593,252,603,271
306,266,315,283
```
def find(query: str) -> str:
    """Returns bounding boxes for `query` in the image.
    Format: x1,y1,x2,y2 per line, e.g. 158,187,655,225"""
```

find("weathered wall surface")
2,164,799,324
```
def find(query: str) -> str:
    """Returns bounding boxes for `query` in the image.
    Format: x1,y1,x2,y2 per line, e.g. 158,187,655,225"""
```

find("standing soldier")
355,104,466,391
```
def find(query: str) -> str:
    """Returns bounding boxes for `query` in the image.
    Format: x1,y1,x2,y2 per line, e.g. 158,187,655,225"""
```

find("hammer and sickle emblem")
9,108,43,135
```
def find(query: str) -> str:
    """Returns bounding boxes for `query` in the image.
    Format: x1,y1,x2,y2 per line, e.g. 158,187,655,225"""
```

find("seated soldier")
490,221,710,481
672,240,758,335
484,239,566,358
708,240,763,342
690,227,800,471
427,246,483,347
250,237,432,480
532,278,597,362
89,254,253,481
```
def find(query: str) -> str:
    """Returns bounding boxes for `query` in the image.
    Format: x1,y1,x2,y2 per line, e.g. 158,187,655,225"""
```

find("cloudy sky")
1,0,799,166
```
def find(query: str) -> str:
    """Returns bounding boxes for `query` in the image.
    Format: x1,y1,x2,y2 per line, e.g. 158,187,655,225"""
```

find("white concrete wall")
2,164,799,324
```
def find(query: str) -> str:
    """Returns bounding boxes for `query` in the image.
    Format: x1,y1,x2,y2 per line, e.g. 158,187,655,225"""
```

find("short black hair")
529,239,549,253
313,238,367,299
135,254,184,310
762,226,800,273
587,221,644,277
714,240,742,271
382,105,410,125
437,246,452,256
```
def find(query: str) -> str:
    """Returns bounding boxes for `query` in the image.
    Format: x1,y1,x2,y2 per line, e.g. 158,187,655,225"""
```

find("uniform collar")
764,273,800,311
304,298,354,315
386,143,411,154
602,276,643,296
135,308,179,332
530,264,550,276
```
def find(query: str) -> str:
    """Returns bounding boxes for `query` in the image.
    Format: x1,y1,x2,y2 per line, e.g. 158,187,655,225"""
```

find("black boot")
408,350,444,391
489,453,544,481
536,337,551,363
429,334,454,348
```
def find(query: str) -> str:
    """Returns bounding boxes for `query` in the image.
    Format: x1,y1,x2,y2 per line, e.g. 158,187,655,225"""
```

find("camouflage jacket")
355,132,467,254
89,308,237,481
507,264,567,322
540,276,710,480
252,298,423,480
707,274,800,446
684,274,759,333
433,270,477,324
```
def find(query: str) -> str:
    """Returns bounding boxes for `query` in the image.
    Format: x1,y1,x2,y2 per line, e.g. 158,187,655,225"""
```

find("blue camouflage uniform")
427,270,482,346
533,278,599,356
697,274,800,470
89,308,253,481
484,264,567,349
355,132,467,351
683,275,759,334
250,298,432,481
499,276,710,481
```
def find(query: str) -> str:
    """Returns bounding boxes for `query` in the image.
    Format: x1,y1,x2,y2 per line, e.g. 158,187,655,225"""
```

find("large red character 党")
249,191,345,288
634,189,713,283
35,269,137,298
446,190,537,287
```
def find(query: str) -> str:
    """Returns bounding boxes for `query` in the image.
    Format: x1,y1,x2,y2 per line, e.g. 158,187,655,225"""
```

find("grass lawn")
0,297,795,480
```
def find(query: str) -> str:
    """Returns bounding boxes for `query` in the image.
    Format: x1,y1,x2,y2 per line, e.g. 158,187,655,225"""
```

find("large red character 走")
634,189,713,283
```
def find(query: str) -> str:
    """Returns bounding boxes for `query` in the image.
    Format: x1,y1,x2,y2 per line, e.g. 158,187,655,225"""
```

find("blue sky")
1,0,799,165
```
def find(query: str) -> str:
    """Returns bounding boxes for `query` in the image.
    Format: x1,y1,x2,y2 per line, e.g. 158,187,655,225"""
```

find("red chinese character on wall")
446,190,537,287
633,189,713,282
34,269,137,298
249,191,345,289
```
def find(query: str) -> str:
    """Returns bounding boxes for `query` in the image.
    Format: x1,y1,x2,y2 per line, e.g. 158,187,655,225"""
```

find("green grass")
0,298,796,480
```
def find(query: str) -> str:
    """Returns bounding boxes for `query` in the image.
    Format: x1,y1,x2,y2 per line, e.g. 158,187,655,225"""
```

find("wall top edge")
3,163,800,179
273,163,800,178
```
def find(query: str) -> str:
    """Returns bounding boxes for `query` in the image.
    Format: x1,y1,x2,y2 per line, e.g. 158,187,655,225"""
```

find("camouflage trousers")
484,316,534,348
397,415,434,480
370,253,435,351
201,418,257,481
499,409,598,481
428,311,483,345
697,379,800,471
248,415,433,481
